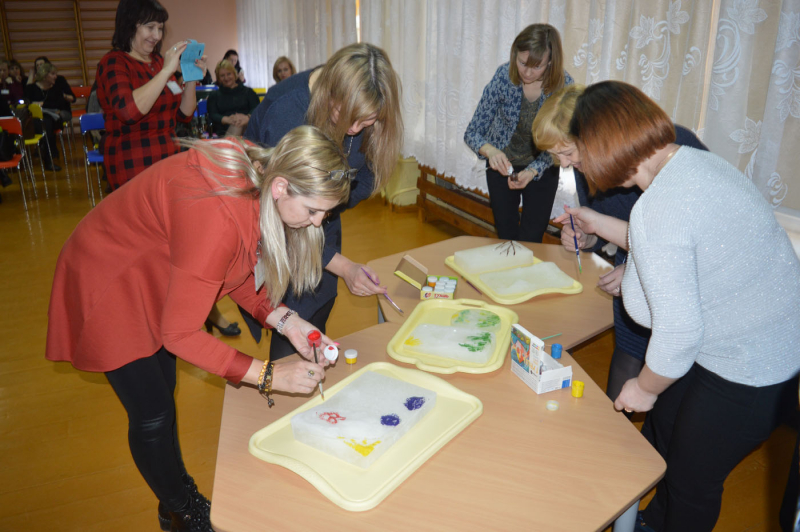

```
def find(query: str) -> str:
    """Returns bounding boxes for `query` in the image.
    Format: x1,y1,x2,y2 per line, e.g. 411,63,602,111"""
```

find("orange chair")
0,117,34,210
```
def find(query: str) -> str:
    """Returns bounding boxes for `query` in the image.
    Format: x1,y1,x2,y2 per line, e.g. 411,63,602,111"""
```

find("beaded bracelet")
257,361,275,407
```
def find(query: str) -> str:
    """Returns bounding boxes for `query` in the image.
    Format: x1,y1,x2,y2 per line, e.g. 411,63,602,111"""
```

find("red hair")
570,82,675,191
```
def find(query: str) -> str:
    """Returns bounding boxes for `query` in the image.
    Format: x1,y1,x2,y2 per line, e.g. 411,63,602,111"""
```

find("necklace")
654,147,678,175
344,135,354,157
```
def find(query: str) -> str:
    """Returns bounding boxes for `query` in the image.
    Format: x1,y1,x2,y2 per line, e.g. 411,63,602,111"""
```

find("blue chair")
80,113,105,206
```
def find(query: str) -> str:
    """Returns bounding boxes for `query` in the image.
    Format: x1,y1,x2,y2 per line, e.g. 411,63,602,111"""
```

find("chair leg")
58,133,70,179
83,152,95,207
24,147,38,199
94,163,104,201
16,166,27,211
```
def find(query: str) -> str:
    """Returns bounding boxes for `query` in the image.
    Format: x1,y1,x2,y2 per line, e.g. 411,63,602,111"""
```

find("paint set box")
420,276,457,300
509,324,572,394
392,254,458,300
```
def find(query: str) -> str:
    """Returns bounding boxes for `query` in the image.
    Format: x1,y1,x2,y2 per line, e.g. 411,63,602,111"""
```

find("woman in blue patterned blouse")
464,23,572,242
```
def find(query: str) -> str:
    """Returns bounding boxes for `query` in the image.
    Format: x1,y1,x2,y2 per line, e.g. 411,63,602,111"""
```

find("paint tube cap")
546,400,559,411
323,344,339,362
551,343,562,359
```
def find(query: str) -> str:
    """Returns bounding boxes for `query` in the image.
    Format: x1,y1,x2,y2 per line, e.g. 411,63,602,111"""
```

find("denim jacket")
464,62,573,179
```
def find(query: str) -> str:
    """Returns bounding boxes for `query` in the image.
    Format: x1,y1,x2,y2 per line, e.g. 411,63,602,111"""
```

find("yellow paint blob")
340,438,382,457
404,336,422,346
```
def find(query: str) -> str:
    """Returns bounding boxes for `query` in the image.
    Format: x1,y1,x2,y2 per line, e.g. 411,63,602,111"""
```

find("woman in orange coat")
45,126,350,531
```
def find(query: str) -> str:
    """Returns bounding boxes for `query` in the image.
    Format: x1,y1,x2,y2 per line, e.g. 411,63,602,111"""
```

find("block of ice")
449,309,501,332
403,324,496,364
453,241,534,274
291,372,436,469
479,261,575,296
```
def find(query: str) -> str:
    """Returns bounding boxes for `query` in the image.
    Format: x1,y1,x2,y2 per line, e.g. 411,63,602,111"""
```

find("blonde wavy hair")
532,84,585,152
179,126,351,304
306,43,403,194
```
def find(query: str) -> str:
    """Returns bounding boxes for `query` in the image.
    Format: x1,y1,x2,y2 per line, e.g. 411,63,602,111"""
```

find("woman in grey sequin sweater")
558,81,800,532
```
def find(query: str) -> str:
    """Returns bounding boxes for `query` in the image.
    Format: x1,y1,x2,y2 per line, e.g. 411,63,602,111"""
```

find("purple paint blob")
404,397,426,410
381,414,400,426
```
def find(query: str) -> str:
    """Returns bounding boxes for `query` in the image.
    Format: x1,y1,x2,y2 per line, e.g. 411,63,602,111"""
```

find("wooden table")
210,323,665,532
366,236,615,349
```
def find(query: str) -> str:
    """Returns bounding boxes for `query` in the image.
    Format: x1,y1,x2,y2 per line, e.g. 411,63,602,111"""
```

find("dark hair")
111,0,169,54
34,56,50,66
570,81,675,191
223,50,241,71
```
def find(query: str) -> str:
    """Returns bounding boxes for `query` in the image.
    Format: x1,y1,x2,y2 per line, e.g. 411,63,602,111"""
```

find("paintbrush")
361,267,404,314
569,214,583,274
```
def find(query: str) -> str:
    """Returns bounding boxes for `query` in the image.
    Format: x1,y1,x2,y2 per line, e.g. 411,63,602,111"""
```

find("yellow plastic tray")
387,298,519,374
248,362,482,512
444,255,582,305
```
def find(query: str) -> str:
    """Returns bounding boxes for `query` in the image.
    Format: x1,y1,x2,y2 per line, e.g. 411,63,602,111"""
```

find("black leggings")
105,347,190,512
485,164,559,242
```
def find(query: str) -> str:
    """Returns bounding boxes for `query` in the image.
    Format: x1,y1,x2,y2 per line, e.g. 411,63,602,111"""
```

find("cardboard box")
393,255,458,300
509,324,572,394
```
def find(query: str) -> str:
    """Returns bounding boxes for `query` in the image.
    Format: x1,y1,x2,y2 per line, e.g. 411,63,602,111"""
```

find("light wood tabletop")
210,322,665,532
366,236,615,349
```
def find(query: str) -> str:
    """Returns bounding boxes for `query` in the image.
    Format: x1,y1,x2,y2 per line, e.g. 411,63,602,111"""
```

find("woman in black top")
22,63,67,170
26,57,75,119
206,60,259,136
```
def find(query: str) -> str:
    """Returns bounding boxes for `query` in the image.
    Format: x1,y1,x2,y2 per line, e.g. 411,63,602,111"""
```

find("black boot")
158,474,211,531
168,491,213,532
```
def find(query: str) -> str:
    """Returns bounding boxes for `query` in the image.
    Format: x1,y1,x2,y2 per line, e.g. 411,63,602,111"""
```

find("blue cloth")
575,124,708,360
244,68,375,320
464,63,573,178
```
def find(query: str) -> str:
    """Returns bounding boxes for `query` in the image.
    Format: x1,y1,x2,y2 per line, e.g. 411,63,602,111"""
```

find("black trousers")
485,164,559,242
605,346,645,402
238,297,336,361
269,297,336,360
640,363,798,532
105,347,190,512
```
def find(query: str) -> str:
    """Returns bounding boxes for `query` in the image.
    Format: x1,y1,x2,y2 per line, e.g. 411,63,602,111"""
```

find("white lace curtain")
361,0,800,211
236,0,800,209
235,0,357,90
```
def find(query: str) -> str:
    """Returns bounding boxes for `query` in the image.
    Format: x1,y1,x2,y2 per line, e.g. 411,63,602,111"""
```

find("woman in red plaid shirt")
97,0,207,190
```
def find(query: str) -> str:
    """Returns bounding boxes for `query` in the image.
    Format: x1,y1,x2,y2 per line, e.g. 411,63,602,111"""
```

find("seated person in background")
273,56,296,83
0,60,24,102
206,60,259,136
26,57,75,116
8,60,24,84
24,63,73,124
223,49,246,84
22,63,66,171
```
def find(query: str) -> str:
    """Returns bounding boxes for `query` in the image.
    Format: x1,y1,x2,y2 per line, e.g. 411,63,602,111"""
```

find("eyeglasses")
306,165,358,181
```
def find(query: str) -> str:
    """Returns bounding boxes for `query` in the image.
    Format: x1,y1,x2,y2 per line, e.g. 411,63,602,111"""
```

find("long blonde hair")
179,126,351,304
306,43,403,194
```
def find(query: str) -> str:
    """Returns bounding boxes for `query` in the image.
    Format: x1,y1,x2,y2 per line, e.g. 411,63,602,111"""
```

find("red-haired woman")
464,23,572,242
557,81,800,532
